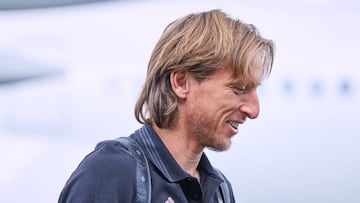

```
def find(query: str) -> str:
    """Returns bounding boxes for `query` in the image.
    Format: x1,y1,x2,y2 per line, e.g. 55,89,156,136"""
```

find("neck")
153,124,203,180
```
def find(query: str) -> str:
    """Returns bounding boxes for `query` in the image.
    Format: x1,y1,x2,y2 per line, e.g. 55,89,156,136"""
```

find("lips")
227,121,240,130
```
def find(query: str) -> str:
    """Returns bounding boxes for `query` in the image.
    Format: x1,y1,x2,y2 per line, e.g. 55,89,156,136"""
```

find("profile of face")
178,59,262,152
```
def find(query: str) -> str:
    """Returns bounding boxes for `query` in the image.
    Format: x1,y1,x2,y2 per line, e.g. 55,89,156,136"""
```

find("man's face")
184,65,261,152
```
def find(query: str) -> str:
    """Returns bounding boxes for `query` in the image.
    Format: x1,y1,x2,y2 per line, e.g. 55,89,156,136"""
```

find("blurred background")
0,0,359,202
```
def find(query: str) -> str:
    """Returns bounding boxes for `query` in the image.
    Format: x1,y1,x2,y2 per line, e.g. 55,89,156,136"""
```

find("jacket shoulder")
58,140,137,203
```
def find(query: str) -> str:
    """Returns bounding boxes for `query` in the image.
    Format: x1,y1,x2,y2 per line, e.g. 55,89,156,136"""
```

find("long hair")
135,9,275,128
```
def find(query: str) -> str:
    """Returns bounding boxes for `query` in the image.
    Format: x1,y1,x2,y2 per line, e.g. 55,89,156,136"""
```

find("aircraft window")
282,79,295,95
310,80,324,96
339,79,352,96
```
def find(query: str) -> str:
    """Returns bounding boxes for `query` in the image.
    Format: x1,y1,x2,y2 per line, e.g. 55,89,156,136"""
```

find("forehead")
228,56,264,86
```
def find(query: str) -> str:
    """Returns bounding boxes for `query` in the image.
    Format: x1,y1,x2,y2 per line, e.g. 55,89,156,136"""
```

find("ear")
170,71,189,99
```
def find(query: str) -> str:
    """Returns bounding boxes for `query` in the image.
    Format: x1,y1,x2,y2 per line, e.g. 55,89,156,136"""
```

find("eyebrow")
227,77,261,88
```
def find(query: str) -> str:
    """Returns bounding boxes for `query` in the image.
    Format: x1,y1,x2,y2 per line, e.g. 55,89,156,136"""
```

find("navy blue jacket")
59,125,235,202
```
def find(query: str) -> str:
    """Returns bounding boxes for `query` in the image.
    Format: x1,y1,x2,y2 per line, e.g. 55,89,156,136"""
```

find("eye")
231,85,248,95
238,85,248,91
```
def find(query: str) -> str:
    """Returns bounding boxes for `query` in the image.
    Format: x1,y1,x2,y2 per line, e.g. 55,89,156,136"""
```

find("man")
59,9,274,202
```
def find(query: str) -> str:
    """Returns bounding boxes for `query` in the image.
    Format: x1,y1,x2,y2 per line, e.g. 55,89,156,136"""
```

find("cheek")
189,88,238,114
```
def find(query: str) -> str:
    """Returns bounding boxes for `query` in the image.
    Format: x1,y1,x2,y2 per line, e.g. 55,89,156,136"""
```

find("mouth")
227,121,241,130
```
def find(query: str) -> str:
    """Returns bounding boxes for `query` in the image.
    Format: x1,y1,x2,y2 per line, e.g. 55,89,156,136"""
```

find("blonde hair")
135,9,275,128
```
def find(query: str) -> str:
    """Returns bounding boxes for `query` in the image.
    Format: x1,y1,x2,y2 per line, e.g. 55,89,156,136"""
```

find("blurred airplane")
0,0,115,9
0,0,359,203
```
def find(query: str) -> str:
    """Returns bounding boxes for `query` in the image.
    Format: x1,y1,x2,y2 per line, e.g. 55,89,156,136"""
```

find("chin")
207,140,231,152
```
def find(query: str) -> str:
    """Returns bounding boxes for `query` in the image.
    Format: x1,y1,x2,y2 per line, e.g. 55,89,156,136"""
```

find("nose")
239,89,260,119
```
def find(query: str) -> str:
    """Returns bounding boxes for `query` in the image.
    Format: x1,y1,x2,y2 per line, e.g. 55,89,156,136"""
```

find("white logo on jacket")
165,196,175,203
